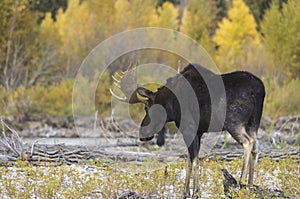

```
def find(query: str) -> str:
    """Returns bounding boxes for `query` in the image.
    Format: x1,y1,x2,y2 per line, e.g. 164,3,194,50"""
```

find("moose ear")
137,87,154,99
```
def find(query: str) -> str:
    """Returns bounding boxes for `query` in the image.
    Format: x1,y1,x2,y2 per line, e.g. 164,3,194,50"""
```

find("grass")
0,157,299,198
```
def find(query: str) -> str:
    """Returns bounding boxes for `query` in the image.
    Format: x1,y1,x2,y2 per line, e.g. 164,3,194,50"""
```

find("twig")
30,138,46,156
0,118,24,156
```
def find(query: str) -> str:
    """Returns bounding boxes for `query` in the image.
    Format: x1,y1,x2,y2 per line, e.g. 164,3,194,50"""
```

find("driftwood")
205,147,300,162
222,169,286,198
0,141,299,166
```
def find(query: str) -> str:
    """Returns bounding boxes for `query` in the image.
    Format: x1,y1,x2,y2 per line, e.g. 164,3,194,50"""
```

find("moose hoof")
182,191,190,199
192,189,200,199
192,195,199,199
140,136,154,141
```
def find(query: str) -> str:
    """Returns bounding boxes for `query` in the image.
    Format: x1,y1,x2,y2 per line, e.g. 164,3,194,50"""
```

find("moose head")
109,65,170,144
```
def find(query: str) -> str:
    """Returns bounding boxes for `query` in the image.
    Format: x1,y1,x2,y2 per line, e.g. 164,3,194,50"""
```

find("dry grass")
0,157,299,198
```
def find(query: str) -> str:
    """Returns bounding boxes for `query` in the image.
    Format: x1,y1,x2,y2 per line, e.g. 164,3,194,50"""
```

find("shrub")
263,77,300,117
0,79,73,117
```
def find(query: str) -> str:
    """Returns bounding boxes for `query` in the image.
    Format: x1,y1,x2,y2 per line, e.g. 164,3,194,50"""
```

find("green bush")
0,80,73,117
263,77,300,117
38,80,73,116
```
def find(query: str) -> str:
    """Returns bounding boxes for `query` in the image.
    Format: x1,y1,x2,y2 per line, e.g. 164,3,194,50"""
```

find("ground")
0,115,299,198
0,157,299,198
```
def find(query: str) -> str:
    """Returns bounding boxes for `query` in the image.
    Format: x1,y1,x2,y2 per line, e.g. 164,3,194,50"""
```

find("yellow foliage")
152,2,179,29
56,0,90,58
85,0,115,36
213,0,261,71
180,0,216,56
40,13,55,37
114,0,156,31
39,12,61,52
51,0,108,76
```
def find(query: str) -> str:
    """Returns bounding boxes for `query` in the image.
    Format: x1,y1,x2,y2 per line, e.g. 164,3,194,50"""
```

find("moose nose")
139,104,167,141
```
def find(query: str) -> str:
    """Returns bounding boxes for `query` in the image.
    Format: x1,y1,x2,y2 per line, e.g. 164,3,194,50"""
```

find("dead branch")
0,118,24,157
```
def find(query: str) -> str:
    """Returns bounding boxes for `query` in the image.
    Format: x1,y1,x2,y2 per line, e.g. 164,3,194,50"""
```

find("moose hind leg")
228,125,254,184
241,137,254,183
248,131,258,185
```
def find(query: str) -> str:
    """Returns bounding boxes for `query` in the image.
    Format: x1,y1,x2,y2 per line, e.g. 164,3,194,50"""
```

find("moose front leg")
183,154,192,198
192,154,200,198
181,119,200,198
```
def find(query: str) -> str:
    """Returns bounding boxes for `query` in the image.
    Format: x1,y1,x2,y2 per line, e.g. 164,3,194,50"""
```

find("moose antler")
110,64,147,104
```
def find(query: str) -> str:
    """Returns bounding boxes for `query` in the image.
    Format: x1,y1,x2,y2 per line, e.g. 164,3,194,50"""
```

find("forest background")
0,0,299,122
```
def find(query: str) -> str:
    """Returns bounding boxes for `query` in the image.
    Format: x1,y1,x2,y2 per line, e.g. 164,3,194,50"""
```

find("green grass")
0,157,299,198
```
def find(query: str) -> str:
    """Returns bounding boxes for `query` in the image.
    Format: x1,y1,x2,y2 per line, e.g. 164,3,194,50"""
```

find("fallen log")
0,141,299,166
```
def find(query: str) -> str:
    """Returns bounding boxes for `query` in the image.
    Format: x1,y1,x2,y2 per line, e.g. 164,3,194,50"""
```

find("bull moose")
110,63,265,198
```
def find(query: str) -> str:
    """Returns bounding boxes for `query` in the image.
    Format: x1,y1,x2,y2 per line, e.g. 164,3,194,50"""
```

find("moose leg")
190,135,201,198
248,132,258,185
192,154,200,198
240,135,254,184
183,129,200,198
228,125,254,184
248,152,256,185
241,142,252,182
183,154,192,198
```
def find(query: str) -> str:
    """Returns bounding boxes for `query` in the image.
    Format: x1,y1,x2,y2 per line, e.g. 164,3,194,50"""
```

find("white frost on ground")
0,162,295,198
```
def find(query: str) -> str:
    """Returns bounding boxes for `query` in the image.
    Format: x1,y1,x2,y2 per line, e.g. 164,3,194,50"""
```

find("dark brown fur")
137,64,265,198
